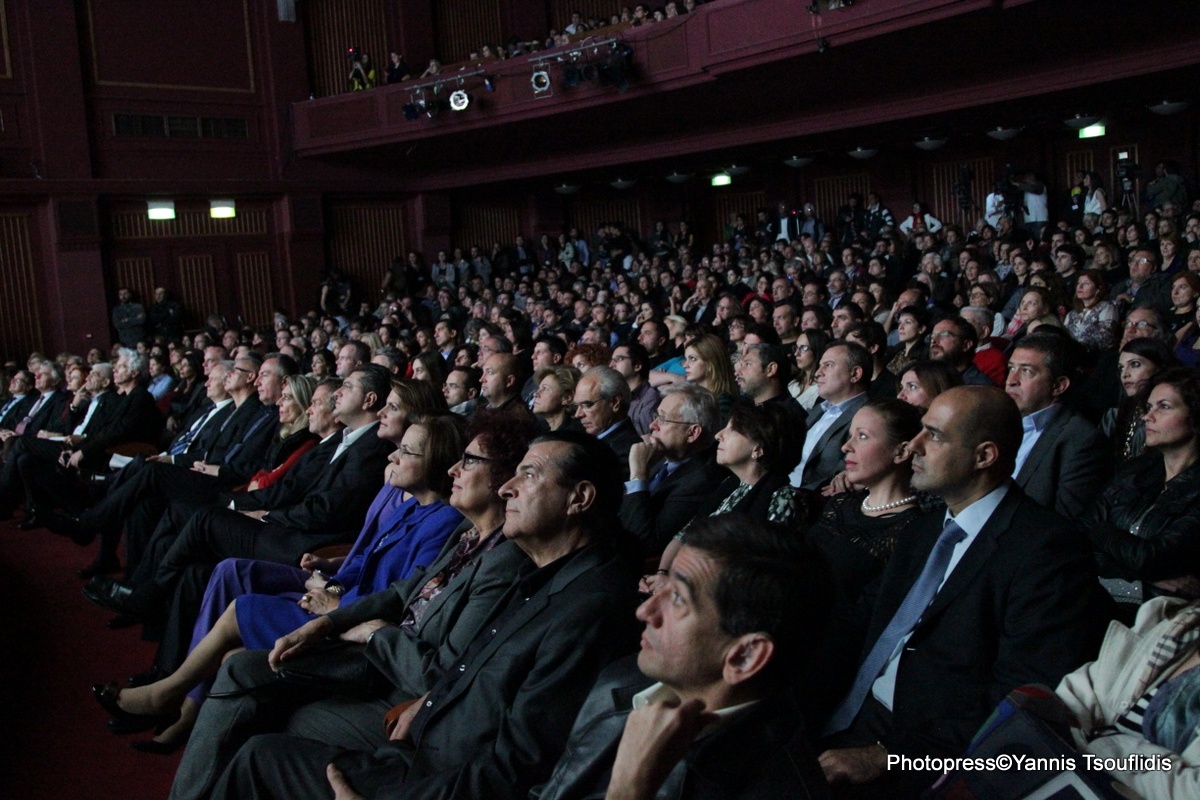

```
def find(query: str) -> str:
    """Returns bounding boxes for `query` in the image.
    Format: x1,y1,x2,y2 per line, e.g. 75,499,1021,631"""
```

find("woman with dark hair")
895,359,963,411
788,328,831,410
885,306,929,377
1083,171,1108,216
1086,369,1200,607
645,398,808,589
411,351,447,390
807,399,931,612
92,413,471,751
1005,285,1056,341
1064,268,1119,352
146,353,176,401
1000,249,1034,321
1168,272,1200,343
310,349,335,379
166,350,205,432
1102,339,1178,464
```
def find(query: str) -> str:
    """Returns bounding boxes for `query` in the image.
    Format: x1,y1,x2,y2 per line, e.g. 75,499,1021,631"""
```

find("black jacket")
618,449,725,556
1085,452,1200,590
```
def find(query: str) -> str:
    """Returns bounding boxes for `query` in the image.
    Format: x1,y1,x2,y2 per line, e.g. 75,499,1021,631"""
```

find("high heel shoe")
92,682,174,731
130,735,186,755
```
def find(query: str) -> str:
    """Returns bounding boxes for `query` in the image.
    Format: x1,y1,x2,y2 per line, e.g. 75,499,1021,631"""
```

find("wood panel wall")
455,203,521,253
550,0,620,29
326,204,407,301
434,0,502,63
570,197,641,242
305,0,389,97
114,257,156,306
712,190,766,242
178,254,219,321
929,158,992,230
110,209,268,240
1065,151,1095,186
236,251,273,327
0,212,42,360
812,174,871,229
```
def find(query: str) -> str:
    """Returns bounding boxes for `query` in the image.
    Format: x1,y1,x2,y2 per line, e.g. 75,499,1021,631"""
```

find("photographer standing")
348,51,376,91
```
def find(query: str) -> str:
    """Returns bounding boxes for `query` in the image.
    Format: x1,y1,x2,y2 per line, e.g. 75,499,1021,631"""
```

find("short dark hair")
449,365,482,394
616,341,651,380
532,429,624,532
344,340,372,365
940,316,978,351
727,398,806,474
1149,368,1200,435
265,352,299,377
833,302,866,323
534,334,568,360
392,378,449,416
800,304,833,330
353,363,392,411
841,321,886,355
741,342,791,385
682,513,831,690
825,341,873,388
1010,332,1079,382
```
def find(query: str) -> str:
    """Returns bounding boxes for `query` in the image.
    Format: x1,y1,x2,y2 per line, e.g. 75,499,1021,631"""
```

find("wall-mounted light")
783,156,813,168
913,137,947,151
209,199,236,219
985,126,1022,141
147,200,176,220
847,147,878,160
1064,113,1101,130
711,173,732,187
1149,100,1189,115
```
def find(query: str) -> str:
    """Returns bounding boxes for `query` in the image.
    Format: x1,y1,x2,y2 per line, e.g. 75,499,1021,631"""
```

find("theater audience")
1102,338,1178,463
789,341,872,490
895,359,964,410
531,365,582,432
788,328,830,409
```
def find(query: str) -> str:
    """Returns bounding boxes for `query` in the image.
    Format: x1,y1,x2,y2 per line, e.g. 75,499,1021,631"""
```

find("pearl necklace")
861,493,917,513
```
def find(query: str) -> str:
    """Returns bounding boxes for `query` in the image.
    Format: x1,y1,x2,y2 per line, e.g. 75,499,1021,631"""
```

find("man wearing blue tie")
818,386,1112,798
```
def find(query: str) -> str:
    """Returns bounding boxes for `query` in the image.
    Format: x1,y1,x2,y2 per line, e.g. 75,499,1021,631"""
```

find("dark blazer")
619,449,725,555
796,392,870,490
328,532,531,703
15,389,72,435
235,423,394,536
216,404,281,487
171,401,236,468
600,418,641,480
80,385,163,467
340,539,640,800
534,656,830,800
0,394,34,430
1014,405,1110,520
827,485,1111,765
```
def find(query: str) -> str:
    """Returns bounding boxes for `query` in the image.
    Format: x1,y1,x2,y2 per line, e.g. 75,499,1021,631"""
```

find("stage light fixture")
449,90,471,111
531,69,551,94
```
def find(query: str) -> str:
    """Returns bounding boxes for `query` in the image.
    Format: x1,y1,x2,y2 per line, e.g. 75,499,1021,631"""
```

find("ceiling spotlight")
610,178,636,190
913,136,947,151
449,90,471,111
1064,113,1101,130
726,164,750,176
783,156,813,168
531,69,551,94
847,147,878,160
1149,100,1189,115
986,126,1023,141
665,172,694,184
146,200,175,220
209,199,236,219
554,184,581,195
816,38,828,54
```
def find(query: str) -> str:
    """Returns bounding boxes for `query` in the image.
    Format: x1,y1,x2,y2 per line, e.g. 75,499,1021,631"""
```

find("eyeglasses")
653,413,692,427
399,446,424,459
233,366,255,375
1125,320,1159,330
460,451,494,470
931,331,960,340
610,354,631,362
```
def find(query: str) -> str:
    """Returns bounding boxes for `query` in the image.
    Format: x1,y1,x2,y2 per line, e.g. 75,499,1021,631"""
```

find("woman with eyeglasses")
92,413,471,752
531,366,583,432
788,328,831,410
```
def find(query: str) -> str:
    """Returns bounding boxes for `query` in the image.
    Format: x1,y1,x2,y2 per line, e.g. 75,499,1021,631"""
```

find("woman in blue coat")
92,412,467,752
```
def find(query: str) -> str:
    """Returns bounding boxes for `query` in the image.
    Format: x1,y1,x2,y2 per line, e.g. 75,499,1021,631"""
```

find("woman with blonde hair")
531,366,583,432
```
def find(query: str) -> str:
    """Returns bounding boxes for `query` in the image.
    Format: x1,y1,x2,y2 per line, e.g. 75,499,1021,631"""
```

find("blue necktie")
648,462,671,492
169,406,216,456
824,519,968,735
221,408,272,464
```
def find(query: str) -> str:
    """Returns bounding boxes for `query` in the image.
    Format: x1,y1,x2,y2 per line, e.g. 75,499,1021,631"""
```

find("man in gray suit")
1005,333,1110,520
788,342,871,490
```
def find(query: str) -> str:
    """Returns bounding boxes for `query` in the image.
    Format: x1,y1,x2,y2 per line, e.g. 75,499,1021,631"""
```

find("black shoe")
46,512,95,546
93,682,174,729
107,715,160,735
83,577,137,616
106,613,140,630
16,515,43,530
127,665,161,687
78,556,120,580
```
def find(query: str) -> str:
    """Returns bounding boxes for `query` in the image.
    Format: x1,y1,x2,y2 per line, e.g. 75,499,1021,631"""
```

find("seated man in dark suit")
929,317,996,386
167,430,639,800
535,514,832,800
574,366,640,479
789,342,872,490
0,360,70,443
0,369,35,434
818,387,1112,798
620,383,724,556
1005,333,1111,520
86,365,394,625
